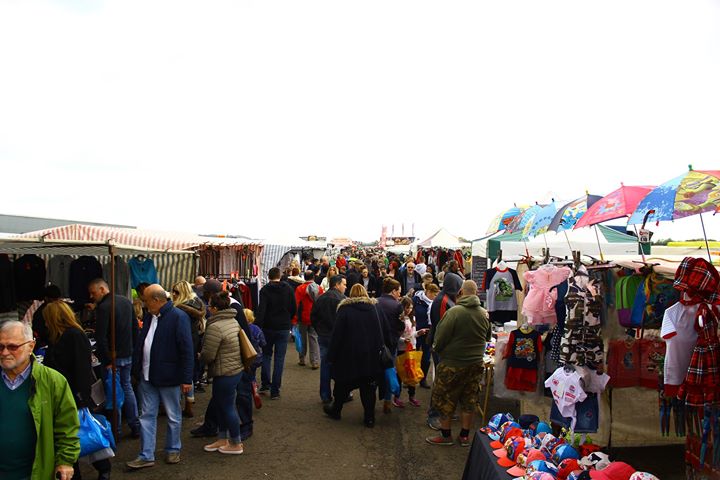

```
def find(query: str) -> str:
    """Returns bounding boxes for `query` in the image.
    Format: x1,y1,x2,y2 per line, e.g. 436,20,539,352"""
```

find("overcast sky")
1,0,719,243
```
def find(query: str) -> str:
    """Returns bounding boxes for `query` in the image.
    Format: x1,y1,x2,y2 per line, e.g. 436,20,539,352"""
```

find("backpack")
306,282,320,302
642,273,679,329
616,275,645,328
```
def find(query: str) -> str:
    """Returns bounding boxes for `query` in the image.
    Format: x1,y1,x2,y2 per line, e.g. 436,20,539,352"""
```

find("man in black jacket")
88,278,140,437
255,267,297,399
398,262,422,297
310,275,346,404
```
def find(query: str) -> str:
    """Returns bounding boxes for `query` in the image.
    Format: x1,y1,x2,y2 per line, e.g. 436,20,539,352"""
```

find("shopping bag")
78,408,111,457
395,350,424,385
104,370,124,411
91,412,116,450
238,328,258,370
292,324,303,353
385,367,401,396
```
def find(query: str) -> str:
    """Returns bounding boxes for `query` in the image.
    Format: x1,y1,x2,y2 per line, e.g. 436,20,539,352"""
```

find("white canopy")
495,227,639,258
418,228,470,250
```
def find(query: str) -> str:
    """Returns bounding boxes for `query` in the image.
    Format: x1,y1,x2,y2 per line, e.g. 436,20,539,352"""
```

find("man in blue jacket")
126,284,194,470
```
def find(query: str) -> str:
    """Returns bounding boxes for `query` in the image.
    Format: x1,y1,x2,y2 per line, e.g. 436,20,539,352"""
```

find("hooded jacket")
294,281,324,326
255,281,297,331
413,290,433,330
377,294,404,351
433,295,491,368
201,308,243,378
310,288,346,337
176,296,205,354
429,272,464,347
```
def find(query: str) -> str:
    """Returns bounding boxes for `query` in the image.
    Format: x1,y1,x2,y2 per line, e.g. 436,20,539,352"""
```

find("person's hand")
181,383,192,394
55,464,74,480
85,303,96,311
417,328,429,336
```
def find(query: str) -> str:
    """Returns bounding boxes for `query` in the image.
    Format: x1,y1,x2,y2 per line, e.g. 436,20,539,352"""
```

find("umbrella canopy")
574,185,655,229
485,206,527,235
628,169,720,224
505,204,545,234
524,202,560,238
548,194,602,232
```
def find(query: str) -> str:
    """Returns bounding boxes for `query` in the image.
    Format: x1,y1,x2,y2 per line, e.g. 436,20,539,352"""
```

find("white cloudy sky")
1,0,719,243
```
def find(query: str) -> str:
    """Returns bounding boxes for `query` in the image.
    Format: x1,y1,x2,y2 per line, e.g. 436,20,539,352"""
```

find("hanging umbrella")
506,204,545,235
548,193,602,232
574,184,655,229
628,166,720,261
525,201,560,238
485,205,527,235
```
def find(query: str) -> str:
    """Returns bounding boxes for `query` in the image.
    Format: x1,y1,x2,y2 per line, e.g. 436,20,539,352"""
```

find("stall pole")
699,213,713,263
593,225,605,262
109,245,118,440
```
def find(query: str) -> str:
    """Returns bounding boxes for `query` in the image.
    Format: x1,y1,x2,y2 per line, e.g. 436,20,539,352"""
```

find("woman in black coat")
43,301,111,480
324,284,390,428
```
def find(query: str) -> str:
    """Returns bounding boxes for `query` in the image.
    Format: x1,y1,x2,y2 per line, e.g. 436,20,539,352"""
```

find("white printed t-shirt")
545,368,588,425
661,302,699,388
576,366,610,394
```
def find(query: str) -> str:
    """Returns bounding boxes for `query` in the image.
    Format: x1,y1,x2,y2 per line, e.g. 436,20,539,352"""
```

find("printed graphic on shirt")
494,278,515,301
514,337,537,363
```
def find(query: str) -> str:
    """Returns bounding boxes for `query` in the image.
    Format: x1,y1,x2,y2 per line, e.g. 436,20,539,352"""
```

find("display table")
462,430,511,480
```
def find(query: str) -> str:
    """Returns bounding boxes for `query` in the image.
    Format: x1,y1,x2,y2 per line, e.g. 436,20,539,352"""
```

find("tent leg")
700,213,713,263
593,226,605,262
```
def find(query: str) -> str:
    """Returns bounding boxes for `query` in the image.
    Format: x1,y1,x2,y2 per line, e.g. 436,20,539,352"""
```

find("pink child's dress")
522,265,572,325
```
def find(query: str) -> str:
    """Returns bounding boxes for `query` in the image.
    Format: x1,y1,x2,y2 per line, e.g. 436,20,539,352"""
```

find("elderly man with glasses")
0,320,80,480
398,262,422,297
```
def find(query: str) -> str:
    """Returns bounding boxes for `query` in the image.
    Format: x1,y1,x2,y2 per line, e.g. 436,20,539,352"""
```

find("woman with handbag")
43,301,112,480
324,284,389,428
200,292,244,455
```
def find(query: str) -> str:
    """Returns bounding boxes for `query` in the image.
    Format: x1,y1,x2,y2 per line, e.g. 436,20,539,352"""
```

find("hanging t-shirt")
484,267,523,324
69,256,104,308
127,257,159,288
504,328,543,392
550,393,599,433
47,255,73,298
661,302,700,395
14,254,47,301
575,366,610,394
544,367,587,427
523,265,572,325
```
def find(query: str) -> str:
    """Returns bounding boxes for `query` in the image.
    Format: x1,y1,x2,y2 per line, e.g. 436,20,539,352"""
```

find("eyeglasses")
0,340,33,353
172,290,180,295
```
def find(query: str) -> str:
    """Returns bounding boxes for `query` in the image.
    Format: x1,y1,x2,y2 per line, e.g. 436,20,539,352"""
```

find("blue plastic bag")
78,408,111,457
91,412,116,450
292,325,303,353
104,370,124,411
385,367,401,396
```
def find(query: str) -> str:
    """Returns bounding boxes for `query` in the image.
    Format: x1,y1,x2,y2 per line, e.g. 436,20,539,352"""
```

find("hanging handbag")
238,328,258,370
373,307,394,369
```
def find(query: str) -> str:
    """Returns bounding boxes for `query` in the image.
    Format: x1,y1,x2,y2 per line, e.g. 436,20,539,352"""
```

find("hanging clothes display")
661,302,700,397
503,327,542,392
69,256,104,308
559,265,604,369
103,257,131,299
549,280,569,364
14,254,46,301
198,247,220,277
127,256,159,288
47,255,73,298
522,264,572,325
219,249,236,278
484,264,523,325
0,254,15,313
545,366,588,430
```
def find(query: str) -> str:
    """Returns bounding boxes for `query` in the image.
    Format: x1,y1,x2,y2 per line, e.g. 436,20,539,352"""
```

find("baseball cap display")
526,473,556,480
490,425,523,449
553,444,581,464
629,473,659,480
557,458,581,480
497,437,530,467
519,414,541,429
589,462,637,480
581,452,611,471
480,413,514,435
507,448,547,477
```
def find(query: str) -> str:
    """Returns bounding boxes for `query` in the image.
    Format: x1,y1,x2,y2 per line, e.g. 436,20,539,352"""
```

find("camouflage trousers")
430,362,484,417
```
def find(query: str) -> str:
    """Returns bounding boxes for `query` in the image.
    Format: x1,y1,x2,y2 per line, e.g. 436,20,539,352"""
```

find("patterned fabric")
678,306,720,407
430,362,484,416
675,257,720,305
559,267,604,369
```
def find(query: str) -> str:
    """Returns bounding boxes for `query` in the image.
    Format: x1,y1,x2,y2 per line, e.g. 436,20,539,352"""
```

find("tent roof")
16,224,260,251
418,228,470,249
0,237,195,257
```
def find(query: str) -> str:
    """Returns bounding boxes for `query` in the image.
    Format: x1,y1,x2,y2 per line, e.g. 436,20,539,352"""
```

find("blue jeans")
236,371,254,438
318,335,332,402
116,357,140,432
261,329,289,396
213,373,242,443
137,380,182,461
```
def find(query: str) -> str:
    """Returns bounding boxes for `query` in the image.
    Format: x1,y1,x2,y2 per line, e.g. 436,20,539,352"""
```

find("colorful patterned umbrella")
628,169,720,224
524,201,560,238
574,184,655,229
548,194,602,232
505,204,545,235
485,205,527,235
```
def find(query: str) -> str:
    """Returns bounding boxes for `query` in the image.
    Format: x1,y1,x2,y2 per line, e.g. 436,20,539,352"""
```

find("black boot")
323,403,341,420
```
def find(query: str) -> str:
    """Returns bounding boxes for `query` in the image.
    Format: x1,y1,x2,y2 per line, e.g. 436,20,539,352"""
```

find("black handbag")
373,307,394,369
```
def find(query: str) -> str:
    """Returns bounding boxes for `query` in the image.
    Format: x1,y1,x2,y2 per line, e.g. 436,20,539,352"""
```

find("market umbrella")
572,185,654,261
548,193,602,232
524,201,560,238
485,205,527,235
505,204,545,235
628,166,720,261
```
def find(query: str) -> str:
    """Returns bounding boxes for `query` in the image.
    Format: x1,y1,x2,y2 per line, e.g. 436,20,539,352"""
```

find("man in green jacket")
0,320,80,480
426,280,491,448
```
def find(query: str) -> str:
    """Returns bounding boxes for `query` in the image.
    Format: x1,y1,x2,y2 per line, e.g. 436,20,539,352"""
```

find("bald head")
144,284,169,315
461,280,478,296
194,276,206,287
